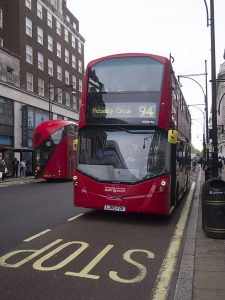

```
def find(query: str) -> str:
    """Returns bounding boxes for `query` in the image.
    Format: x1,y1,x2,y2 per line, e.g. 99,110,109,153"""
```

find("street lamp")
48,76,75,120
178,63,209,161
204,0,218,177
189,105,206,158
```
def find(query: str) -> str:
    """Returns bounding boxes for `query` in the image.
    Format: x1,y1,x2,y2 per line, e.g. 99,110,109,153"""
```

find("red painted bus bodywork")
74,53,191,215
75,172,171,214
33,120,77,180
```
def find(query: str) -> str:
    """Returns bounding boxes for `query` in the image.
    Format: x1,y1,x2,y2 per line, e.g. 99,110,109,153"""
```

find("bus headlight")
73,175,78,186
157,179,168,193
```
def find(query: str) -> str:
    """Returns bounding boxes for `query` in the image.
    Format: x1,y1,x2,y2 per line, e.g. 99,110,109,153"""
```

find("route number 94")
139,106,156,118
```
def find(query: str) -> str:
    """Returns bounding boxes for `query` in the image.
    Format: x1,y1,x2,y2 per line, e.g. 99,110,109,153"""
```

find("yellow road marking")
151,182,196,300
23,229,52,242
67,213,84,221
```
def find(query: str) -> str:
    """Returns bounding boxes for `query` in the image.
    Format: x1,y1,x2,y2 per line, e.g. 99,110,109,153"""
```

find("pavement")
0,176,44,187
175,166,225,300
1,170,225,299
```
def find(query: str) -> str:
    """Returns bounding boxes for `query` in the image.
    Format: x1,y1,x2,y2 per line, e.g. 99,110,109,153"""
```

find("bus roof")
86,53,169,68
33,120,77,147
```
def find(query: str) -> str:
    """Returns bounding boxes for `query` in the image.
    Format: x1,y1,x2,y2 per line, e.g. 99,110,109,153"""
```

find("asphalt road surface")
0,178,196,300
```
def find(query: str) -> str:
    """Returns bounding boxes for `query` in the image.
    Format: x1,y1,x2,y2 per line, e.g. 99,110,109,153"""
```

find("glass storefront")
0,97,13,147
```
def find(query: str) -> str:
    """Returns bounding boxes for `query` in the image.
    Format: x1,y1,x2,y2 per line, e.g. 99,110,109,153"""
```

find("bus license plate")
104,205,126,212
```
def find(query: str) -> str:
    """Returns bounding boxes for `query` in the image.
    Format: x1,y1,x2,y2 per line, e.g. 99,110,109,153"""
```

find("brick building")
0,0,85,173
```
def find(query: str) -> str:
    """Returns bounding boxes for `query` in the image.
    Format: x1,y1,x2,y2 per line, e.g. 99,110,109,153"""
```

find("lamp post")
210,0,218,177
204,0,218,176
48,76,75,120
189,105,206,158
178,66,209,161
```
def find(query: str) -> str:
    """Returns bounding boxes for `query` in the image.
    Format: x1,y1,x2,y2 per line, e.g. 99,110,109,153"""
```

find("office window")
72,95,77,110
57,42,61,58
72,55,76,69
38,78,44,96
37,26,43,45
49,83,54,101
26,72,33,92
48,59,53,76
57,88,62,103
72,36,75,48
65,70,69,85
79,79,82,92
72,22,77,30
65,92,70,107
72,75,76,89
6,67,13,82
78,41,82,54
0,9,3,28
48,35,53,52
47,12,52,28
0,38,3,47
66,15,70,23
57,65,62,80
37,1,42,19
64,28,69,42
37,52,44,70
56,20,61,35
25,17,32,37
78,60,82,73
25,0,32,9
26,45,33,64
65,49,69,64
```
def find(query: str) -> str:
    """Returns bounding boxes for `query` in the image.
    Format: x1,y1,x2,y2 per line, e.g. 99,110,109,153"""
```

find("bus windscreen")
77,128,169,183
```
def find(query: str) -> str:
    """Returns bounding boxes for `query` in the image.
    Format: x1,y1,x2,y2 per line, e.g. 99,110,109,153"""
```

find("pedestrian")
20,159,26,178
218,156,223,178
192,159,197,172
12,158,19,177
0,158,6,181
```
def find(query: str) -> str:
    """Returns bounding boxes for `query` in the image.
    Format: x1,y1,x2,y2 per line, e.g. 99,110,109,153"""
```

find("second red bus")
33,120,77,180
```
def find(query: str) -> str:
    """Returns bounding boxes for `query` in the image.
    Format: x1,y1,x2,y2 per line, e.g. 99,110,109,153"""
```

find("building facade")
0,0,85,174
217,61,225,158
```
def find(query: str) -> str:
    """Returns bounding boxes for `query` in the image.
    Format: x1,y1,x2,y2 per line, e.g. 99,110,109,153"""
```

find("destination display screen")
85,92,160,125
90,102,157,124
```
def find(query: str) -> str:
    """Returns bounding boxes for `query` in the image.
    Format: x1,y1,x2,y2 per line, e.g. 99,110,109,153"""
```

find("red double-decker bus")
33,120,77,180
73,53,191,215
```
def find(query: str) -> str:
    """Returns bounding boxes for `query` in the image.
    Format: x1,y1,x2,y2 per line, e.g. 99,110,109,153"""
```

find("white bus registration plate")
104,205,126,212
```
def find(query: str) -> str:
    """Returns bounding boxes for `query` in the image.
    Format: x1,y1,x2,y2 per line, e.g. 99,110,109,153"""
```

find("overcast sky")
67,0,225,151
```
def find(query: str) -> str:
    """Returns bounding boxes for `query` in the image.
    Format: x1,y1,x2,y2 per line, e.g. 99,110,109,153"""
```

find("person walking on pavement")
0,158,6,181
218,156,224,178
12,158,19,177
192,159,197,172
20,159,26,178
